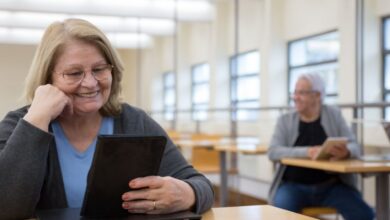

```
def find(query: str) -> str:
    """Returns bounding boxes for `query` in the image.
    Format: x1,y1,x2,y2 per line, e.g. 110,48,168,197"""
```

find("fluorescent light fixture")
107,33,154,49
0,0,214,47
0,27,43,45
0,27,153,49
0,10,174,36
75,15,174,36
0,0,214,21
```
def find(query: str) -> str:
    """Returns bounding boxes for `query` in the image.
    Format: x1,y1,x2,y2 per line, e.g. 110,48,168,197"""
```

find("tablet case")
80,135,167,218
37,208,202,220
313,137,347,160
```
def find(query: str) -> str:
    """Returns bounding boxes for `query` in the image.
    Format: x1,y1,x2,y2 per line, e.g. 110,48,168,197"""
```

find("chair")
301,207,339,220
190,133,222,173
191,147,220,173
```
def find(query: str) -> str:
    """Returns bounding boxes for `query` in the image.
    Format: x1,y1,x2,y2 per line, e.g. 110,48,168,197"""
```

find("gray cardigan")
267,105,360,204
0,103,214,219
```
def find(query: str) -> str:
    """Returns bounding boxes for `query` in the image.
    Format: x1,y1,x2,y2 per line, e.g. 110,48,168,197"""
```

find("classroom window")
163,72,175,121
383,16,390,120
230,50,260,120
288,30,340,105
191,63,210,121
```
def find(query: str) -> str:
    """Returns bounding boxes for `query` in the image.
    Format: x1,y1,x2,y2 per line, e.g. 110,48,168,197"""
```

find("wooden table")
202,205,318,220
175,139,218,149
214,143,267,207
175,138,267,207
33,205,317,220
281,158,390,220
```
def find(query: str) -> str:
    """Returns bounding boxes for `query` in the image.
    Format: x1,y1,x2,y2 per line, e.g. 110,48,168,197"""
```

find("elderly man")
267,73,374,220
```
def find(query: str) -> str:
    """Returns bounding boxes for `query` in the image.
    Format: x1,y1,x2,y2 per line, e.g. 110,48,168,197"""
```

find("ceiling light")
0,10,174,36
0,0,214,47
0,0,214,21
0,27,153,48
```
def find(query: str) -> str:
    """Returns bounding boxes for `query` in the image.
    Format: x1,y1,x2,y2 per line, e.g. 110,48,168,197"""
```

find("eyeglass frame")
54,64,114,85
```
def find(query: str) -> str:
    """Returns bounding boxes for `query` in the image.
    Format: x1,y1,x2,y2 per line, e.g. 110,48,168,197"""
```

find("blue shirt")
51,117,113,208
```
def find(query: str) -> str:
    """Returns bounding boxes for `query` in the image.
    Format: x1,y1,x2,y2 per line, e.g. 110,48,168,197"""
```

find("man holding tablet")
267,73,374,220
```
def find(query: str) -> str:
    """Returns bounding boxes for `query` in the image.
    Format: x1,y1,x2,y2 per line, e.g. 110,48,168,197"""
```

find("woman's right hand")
23,84,72,132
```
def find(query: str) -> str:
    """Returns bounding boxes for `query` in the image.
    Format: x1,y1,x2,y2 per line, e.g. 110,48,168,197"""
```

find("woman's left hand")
121,176,195,214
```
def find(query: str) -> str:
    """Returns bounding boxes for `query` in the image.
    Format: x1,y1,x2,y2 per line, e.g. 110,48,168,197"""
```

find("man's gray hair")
298,73,326,100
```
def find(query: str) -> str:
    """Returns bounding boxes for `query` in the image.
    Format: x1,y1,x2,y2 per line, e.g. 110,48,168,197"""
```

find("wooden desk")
175,139,217,149
214,144,267,154
175,137,261,149
202,205,318,220
176,138,266,207
214,143,267,207
281,158,390,220
33,205,317,220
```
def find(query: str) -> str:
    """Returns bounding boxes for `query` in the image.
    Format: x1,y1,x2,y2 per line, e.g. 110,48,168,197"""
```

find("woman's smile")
75,91,100,98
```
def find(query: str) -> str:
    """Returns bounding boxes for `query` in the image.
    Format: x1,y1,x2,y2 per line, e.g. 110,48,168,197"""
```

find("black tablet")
37,208,202,220
80,135,167,218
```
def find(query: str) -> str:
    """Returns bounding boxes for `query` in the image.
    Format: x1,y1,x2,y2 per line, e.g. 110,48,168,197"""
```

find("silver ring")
153,200,156,210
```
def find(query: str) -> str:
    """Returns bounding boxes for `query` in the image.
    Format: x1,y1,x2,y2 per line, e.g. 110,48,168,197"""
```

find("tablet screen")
80,135,166,218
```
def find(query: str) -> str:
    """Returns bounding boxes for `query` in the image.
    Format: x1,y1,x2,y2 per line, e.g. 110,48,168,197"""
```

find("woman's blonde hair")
23,18,124,116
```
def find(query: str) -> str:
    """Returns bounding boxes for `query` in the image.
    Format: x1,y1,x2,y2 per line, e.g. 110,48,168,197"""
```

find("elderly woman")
0,18,213,219
267,73,374,220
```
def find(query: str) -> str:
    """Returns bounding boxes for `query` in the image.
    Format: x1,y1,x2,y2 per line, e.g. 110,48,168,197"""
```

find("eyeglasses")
57,64,114,85
293,90,316,96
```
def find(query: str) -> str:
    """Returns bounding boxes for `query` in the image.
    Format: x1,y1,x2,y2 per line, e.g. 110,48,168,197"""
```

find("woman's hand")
23,84,72,132
121,176,195,214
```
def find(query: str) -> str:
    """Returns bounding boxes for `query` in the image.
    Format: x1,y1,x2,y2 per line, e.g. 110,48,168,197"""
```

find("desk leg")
219,151,228,207
376,173,390,220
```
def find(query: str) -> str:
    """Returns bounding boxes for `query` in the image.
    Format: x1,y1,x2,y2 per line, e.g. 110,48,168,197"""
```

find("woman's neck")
59,112,102,130
57,112,103,152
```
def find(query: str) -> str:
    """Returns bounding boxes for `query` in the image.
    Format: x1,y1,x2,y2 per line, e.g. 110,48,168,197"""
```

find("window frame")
229,49,260,121
163,71,175,121
191,62,210,121
382,15,390,119
287,29,339,104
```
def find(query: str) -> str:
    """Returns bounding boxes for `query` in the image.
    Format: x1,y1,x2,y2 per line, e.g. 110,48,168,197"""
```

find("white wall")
283,0,339,40
0,44,36,118
118,49,138,106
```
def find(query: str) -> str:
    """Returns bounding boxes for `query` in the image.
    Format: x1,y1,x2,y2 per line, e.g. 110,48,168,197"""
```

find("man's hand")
327,144,350,160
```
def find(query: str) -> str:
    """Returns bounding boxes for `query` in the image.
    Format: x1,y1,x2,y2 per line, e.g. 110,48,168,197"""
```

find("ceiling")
0,0,214,48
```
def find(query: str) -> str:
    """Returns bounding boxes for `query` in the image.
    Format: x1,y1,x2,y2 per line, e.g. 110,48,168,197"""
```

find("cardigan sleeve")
0,107,54,219
268,114,309,161
325,106,360,158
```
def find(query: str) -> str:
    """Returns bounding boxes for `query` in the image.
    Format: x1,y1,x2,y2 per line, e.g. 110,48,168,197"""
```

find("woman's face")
51,39,112,116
